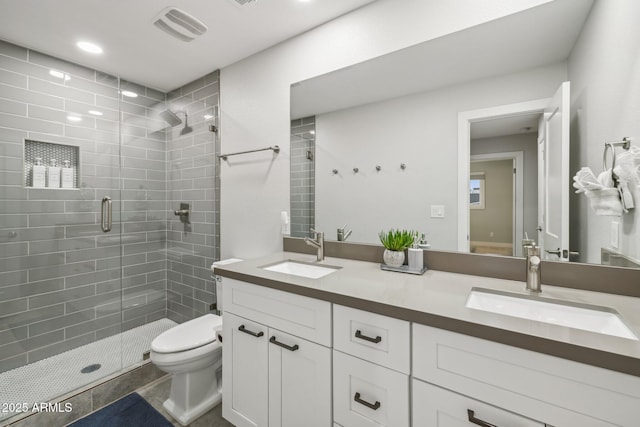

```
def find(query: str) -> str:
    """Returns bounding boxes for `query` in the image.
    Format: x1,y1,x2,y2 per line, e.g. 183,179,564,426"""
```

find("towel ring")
602,137,632,171
603,143,616,171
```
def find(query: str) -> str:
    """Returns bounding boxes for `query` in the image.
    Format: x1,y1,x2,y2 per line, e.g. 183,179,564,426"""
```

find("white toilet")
151,313,223,425
150,259,240,426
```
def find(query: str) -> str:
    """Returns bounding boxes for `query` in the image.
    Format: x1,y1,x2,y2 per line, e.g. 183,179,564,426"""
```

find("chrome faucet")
337,225,352,242
525,244,542,292
304,228,324,261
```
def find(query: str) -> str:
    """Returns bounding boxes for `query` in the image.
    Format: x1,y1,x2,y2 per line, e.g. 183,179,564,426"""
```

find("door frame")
470,151,524,256
457,98,550,253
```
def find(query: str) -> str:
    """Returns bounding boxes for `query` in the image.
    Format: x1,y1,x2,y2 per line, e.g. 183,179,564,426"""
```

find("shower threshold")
0,318,176,423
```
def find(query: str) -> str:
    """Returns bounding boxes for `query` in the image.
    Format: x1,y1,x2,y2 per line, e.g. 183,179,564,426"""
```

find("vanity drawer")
412,324,635,427
333,304,410,373
412,379,545,426
223,278,331,346
333,350,409,427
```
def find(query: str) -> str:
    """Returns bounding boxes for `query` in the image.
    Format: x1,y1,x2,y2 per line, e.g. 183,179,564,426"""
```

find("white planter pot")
383,249,405,267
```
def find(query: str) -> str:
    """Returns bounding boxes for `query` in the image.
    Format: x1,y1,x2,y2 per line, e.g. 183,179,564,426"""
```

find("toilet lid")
151,314,222,353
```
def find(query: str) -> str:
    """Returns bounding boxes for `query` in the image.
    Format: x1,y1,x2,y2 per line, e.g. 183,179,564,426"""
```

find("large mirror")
289,0,640,267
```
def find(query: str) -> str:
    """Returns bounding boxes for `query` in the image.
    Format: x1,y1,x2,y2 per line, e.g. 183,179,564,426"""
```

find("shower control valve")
174,203,190,224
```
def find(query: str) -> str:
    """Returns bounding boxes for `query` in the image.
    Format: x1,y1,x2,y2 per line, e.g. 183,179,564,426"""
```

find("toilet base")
162,358,223,426
163,390,222,426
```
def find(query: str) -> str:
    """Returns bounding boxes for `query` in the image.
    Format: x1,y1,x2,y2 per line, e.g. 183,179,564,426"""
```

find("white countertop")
214,251,640,375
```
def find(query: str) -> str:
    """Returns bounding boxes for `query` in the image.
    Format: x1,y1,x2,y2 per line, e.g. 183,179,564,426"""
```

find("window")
470,172,485,209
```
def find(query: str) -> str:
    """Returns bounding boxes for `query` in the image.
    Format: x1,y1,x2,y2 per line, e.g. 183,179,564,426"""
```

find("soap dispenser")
61,160,74,188
47,159,61,188
408,232,424,271
32,157,46,188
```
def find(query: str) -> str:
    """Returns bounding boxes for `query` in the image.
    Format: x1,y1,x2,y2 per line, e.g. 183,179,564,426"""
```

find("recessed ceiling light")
309,130,315,135
88,110,103,116
204,114,214,120
67,115,83,122
49,69,70,81
76,41,103,54
121,90,138,98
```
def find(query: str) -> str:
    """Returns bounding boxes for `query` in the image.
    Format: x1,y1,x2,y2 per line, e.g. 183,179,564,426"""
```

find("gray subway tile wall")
290,116,316,238
165,71,220,323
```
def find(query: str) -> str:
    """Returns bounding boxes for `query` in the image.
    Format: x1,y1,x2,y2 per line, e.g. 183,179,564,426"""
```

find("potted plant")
378,229,415,267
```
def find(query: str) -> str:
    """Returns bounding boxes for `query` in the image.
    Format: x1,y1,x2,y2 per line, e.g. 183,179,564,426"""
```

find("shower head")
180,112,193,135
159,109,182,127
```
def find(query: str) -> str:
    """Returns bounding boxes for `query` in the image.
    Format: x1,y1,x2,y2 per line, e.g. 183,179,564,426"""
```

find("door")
223,313,269,427
539,81,570,261
268,329,331,427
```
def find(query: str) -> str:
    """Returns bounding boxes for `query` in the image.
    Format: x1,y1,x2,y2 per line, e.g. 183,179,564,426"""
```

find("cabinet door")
223,313,268,427
412,379,545,427
268,328,331,427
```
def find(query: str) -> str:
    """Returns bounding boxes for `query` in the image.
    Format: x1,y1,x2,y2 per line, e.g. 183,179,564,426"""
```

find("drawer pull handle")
355,330,382,343
238,325,264,338
354,392,380,410
467,409,499,427
269,336,299,351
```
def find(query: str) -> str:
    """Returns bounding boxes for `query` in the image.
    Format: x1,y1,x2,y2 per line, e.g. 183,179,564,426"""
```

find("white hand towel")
585,188,623,216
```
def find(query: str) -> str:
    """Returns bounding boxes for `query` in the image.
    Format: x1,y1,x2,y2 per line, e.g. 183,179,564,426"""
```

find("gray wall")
290,116,315,239
165,72,220,323
312,64,563,248
0,40,171,373
568,0,640,264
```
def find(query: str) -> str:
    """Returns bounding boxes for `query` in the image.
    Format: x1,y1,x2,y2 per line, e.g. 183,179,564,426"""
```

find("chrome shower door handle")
101,196,112,232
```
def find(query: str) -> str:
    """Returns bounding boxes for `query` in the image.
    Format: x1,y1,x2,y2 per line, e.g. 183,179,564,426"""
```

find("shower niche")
24,139,80,189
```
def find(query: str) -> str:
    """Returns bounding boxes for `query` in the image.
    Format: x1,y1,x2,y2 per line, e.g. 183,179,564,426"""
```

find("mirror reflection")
290,0,640,268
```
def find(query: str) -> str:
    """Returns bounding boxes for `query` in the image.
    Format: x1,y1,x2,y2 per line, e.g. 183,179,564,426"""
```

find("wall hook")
375,165,381,172
400,163,406,170
332,169,339,175
353,167,359,173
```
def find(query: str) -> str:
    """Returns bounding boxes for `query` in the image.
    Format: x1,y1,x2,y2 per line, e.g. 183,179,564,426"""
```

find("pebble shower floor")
0,318,176,423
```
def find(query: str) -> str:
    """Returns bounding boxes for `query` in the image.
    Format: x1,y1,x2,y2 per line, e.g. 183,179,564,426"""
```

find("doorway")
458,98,548,256
469,152,525,256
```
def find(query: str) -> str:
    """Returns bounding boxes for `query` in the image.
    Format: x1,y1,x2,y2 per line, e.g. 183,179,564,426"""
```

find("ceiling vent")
153,7,208,42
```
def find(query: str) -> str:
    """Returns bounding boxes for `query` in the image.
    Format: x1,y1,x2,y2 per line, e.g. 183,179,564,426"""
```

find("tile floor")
0,319,176,424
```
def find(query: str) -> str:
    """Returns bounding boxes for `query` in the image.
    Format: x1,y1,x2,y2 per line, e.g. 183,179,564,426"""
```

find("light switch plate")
611,221,619,248
431,205,445,218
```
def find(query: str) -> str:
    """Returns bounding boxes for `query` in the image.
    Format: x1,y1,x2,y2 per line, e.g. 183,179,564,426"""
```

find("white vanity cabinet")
221,273,640,427
412,324,640,427
333,305,411,427
222,279,332,427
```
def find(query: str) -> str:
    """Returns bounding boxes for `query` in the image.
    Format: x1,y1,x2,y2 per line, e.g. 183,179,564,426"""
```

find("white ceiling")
291,0,593,119
0,0,375,92
471,113,540,140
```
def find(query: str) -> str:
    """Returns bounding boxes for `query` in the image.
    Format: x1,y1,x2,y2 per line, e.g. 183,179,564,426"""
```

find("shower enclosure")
0,39,220,423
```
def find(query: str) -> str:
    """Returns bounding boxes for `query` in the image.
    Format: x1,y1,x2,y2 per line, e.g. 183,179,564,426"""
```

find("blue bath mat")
69,392,173,427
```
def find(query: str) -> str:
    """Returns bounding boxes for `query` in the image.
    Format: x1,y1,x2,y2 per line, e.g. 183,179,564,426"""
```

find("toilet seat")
152,314,223,353
151,340,221,368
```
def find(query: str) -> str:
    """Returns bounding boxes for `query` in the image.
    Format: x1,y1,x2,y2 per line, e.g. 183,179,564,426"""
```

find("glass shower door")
0,48,123,421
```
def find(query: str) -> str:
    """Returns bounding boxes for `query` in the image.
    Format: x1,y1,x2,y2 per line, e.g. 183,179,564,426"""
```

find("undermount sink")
465,288,638,340
261,260,342,279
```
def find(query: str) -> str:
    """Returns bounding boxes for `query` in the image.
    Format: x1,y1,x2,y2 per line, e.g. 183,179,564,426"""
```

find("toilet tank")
211,258,243,313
